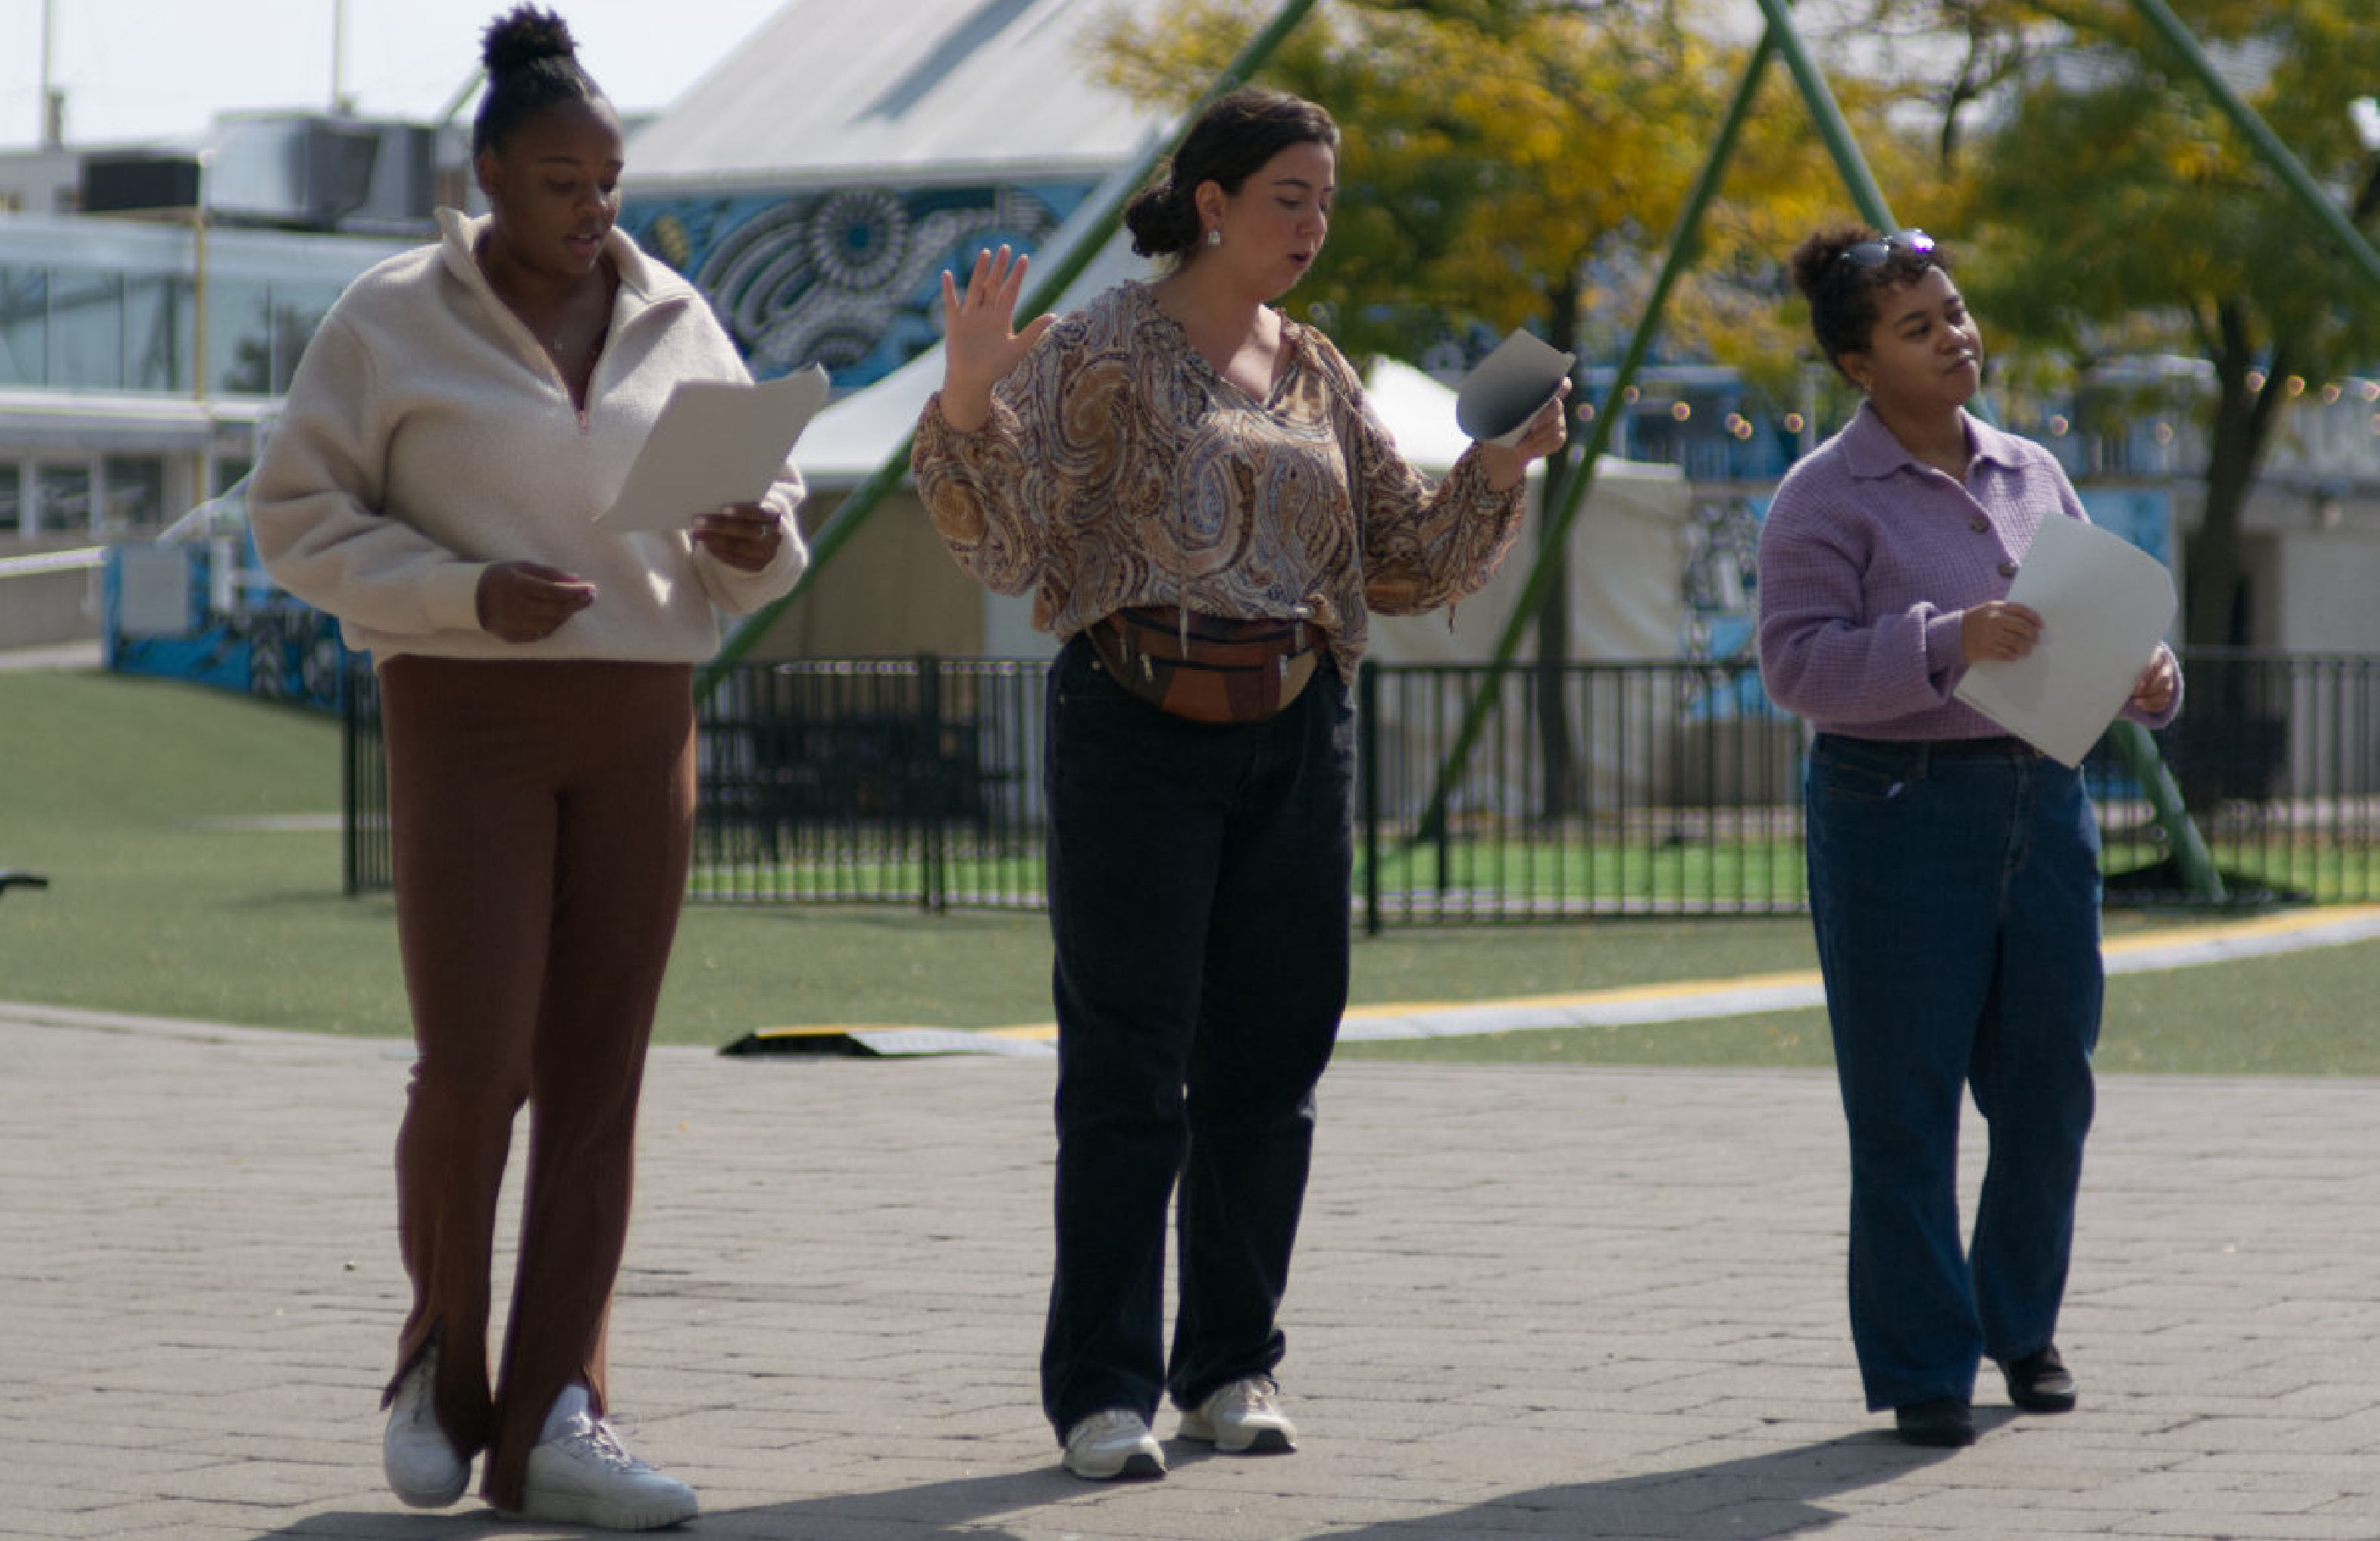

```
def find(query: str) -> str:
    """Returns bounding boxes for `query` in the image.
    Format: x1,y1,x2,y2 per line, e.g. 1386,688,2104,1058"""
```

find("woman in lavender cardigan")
1755,226,2181,1450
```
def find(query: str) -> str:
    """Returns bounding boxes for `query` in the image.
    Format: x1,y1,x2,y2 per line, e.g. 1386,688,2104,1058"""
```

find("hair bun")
1787,224,1872,301
481,6,577,75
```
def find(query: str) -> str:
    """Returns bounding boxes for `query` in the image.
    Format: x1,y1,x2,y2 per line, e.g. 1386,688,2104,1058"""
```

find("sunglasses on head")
1837,228,1936,268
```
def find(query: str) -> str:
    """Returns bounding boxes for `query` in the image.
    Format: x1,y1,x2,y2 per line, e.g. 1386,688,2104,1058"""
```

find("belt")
1089,607,1322,724
1095,606,1317,671
1820,733,2044,760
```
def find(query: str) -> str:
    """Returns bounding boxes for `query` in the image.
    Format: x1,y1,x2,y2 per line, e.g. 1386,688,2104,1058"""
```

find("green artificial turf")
5,668,2373,1073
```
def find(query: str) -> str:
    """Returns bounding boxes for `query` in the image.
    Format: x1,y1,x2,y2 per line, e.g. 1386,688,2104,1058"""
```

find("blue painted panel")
622,182,1094,390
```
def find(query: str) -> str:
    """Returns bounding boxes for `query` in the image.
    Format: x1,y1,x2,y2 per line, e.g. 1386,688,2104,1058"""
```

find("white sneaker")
1178,1376,1297,1453
499,1385,698,1530
383,1347,469,1509
1061,1407,1165,1481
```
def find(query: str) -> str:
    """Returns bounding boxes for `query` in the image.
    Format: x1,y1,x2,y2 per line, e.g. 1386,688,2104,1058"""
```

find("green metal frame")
1418,0,2380,903
705,0,2380,905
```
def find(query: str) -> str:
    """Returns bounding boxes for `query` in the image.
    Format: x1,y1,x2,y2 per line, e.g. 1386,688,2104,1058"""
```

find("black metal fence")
341,649,2380,925
691,657,1047,909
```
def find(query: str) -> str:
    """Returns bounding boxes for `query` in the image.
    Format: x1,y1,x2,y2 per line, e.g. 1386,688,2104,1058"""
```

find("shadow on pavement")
242,1426,1968,1539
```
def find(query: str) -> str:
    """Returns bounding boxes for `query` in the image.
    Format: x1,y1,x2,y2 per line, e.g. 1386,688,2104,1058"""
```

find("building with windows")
0,111,452,652
5,0,2375,672
0,0,1169,656
0,215,408,533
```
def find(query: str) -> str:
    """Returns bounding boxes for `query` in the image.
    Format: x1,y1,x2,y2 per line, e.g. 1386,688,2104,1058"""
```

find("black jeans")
1038,634,1354,1437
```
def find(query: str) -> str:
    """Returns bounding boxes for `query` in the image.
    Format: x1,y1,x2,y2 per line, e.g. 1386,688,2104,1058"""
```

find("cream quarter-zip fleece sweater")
252,208,806,665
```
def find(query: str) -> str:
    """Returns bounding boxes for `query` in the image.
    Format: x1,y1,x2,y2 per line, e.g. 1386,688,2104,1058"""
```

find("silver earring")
1205,227,1221,248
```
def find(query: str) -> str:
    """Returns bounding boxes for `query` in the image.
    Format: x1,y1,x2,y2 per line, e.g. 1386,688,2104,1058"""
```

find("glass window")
123,273,181,394
208,275,271,397
51,267,127,390
34,462,92,539
0,266,49,387
168,274,196,398
0,465,23,537
268,283,338,391
214,279,335,397
101,456,166,534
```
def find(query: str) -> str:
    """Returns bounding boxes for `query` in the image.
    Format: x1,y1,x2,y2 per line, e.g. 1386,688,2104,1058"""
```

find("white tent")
1357,372,1694,817
1359,365,1689,666
627,0,1177,191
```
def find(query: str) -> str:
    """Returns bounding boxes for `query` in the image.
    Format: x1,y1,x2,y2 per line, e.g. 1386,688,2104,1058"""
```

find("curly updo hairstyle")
1123,86,1338,261
1789,224,1952,381
472,5,607,158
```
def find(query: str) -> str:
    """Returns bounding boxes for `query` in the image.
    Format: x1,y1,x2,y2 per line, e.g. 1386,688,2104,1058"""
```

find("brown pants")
376,656,696,1510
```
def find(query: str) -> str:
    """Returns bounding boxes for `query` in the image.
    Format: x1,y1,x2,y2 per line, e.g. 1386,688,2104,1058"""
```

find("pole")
1409,0,2224,900
332,0,353,115
1748,0,1893,220
697,0,1323,700
193,157,211,404
2125,0,2380,298
39,0,60,146
1409,32,1778,842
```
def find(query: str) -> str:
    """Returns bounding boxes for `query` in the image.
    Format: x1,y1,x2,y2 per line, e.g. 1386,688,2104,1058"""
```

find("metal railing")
691,657,1047,911
341,650,2380,924
342,667,391,896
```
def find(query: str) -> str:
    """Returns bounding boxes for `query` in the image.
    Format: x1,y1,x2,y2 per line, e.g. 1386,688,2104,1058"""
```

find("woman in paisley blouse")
911,85,1567,1483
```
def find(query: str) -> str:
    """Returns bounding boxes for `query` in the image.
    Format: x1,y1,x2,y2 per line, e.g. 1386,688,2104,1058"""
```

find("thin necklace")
474,234,605,366
543,321,607,366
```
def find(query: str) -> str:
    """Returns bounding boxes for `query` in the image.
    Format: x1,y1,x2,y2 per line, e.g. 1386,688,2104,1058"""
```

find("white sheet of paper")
1455,329,1575,446
600,363,829,533
1952,514,2176,767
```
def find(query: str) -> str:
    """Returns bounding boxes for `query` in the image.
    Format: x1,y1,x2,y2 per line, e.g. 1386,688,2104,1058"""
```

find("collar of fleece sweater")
430,205,696,326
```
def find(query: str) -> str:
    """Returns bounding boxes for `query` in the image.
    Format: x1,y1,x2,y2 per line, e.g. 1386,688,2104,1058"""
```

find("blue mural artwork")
104,531,350,714
2073,487,2174,568
620,181,1094,391
1679,493,1780,722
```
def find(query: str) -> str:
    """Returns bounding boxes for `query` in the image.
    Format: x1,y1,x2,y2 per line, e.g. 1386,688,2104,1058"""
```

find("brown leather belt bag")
1088,606,1320,724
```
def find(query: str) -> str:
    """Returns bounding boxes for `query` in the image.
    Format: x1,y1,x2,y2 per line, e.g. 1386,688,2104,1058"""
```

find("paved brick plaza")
3,1001,2375,1539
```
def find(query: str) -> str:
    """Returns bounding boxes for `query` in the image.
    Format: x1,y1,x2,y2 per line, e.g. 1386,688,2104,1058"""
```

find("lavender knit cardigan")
1755,402,2181,742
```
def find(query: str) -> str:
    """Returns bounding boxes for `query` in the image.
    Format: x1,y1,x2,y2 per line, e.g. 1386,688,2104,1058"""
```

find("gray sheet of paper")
1952,513,2176,767
1455,329,1575,446
600,363,829,533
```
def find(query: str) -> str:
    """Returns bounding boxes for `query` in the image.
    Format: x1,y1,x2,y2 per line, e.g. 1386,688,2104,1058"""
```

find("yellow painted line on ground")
776,905,2380,1048
2098,902,2380,959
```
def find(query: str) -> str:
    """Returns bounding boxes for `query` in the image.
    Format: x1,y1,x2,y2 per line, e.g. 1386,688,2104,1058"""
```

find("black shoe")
1892,1397,1975,1447
1999,1346,2078,1413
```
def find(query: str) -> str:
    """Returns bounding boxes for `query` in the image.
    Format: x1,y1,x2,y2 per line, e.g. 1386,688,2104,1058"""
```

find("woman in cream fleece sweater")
250,8,804,1530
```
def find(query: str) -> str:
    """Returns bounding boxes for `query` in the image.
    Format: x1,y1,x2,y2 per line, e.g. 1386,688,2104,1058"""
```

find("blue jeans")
1038,635,1354,1437
1804,734,2102,1411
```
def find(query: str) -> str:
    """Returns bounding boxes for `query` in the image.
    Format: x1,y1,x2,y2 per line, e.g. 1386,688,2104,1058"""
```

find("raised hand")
936,245,1057,432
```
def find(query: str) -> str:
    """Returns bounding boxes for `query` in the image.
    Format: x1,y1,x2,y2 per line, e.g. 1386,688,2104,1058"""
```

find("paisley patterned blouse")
910,280,1526,678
